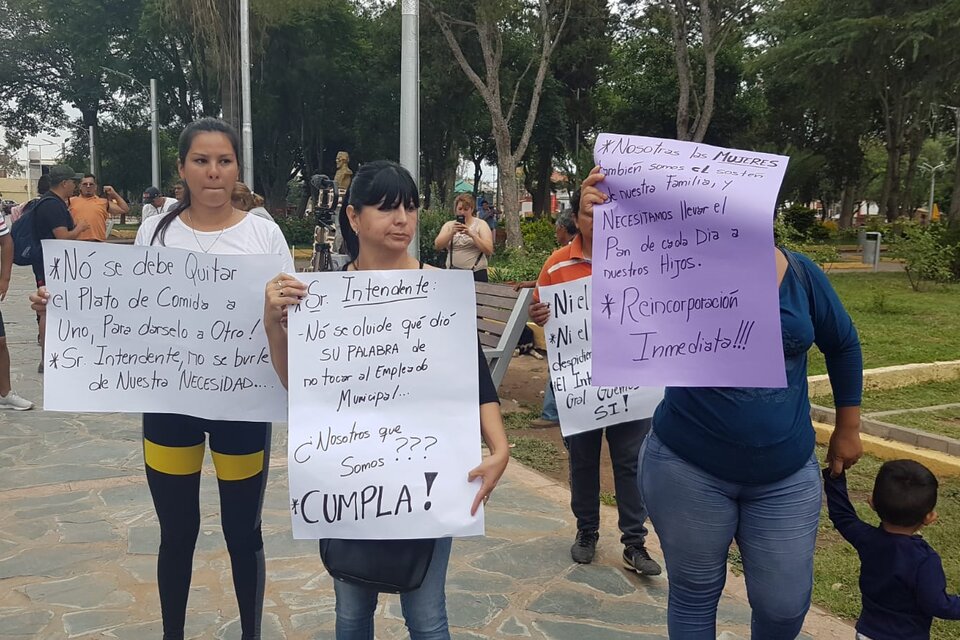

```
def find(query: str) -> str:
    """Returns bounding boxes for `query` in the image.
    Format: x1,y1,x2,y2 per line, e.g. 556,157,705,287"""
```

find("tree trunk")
900,122,924,219
472,158,483,201
948,157,960,230
534,149,553,216
499,156,522,249
667,1,693,141
839,181,857,229
881,147,902,223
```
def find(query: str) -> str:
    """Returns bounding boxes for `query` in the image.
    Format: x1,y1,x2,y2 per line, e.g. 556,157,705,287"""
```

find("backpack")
11,194,52,266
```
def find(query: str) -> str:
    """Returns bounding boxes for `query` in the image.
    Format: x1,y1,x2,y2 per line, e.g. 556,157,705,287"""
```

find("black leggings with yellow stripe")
143,413,271,640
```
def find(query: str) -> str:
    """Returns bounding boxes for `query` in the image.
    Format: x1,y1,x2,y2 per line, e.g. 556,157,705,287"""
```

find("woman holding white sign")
264,160,509,640
33,118,294,640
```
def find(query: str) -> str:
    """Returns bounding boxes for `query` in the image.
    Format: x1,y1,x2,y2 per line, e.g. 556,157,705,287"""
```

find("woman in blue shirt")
634,202,864,636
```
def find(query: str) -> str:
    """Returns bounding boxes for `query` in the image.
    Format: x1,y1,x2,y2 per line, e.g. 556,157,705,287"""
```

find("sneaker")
0,391,33,411
623,544,662,575
529,418,560,429
570,530,599,564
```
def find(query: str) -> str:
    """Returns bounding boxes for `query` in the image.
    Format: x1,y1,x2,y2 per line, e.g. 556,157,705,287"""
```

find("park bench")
475,282,534,390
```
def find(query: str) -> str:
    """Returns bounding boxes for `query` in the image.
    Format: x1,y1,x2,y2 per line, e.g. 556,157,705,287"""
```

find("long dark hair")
150,118,242,245
338,160,419,260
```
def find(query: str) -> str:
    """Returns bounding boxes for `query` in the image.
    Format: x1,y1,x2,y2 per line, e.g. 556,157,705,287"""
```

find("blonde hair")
232,182,255,211
454,193,475,213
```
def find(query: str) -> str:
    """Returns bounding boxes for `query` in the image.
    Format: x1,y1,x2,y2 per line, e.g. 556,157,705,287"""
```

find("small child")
823,460,960,639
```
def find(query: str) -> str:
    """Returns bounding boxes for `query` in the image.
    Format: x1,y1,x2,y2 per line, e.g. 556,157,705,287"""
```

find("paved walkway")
0,268,854,639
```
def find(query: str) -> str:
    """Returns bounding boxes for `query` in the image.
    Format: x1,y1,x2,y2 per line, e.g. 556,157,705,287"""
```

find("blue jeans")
541,378,558,422
639,432,821,639
334,537,452,640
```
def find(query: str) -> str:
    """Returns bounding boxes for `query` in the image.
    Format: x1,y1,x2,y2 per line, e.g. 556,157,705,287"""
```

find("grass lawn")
876,408,960,441
812,446,960,639
812,378,960,414
807,272,960,376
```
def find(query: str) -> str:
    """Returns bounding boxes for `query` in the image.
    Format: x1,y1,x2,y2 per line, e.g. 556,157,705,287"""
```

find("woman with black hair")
264,160,509,640
32,117,293,640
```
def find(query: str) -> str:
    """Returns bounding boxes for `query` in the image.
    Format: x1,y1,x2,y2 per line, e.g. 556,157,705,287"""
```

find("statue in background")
334,151,353,193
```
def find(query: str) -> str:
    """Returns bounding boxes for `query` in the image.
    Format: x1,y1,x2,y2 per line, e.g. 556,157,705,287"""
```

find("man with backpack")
19,165,89,373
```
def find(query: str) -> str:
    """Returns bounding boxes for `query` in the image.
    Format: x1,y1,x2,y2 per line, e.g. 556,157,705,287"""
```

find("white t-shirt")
141,198,179,220
136,211,295,273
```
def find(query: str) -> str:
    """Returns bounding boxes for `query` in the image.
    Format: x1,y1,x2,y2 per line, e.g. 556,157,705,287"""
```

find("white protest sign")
42,240,287,422
540,277,664,437
286,269,483,540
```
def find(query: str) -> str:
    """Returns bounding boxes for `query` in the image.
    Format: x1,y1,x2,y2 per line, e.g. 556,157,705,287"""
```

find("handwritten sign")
591,134,789,388
286,270,483,540
540,278,663,436
42,240,287,421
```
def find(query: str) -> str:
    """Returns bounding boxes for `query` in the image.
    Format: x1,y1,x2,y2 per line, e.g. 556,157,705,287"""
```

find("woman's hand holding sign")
263,273,307,390
30,287,50,315
469,402,510,516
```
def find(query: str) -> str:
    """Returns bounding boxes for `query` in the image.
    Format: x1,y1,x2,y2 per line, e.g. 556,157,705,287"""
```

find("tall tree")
426,0,571,248
763,0,960,221
0,0,143,176
627,0,755,142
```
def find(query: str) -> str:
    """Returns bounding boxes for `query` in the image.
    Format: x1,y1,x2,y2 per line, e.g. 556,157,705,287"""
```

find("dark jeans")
564,418,651,547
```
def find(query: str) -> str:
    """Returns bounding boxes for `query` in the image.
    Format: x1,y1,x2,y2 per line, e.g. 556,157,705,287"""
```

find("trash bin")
862,231,881,270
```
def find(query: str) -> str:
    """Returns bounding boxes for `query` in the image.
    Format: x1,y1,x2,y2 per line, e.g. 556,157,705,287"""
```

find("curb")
808,360,960,396
811,404,960,458
813,421,960,477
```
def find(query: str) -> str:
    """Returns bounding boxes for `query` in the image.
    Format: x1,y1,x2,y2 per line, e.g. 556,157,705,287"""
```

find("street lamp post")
400,0,420,259
920,161,946,222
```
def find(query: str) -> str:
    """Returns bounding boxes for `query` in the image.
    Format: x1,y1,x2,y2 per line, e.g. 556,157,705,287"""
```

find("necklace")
185,209,227,254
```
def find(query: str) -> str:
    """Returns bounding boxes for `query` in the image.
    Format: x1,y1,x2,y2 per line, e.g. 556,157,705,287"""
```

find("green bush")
889,222,958,291
275,214,315,246
489,247,553,283
418,209,451,268
783,203,819,236
521,217,557,255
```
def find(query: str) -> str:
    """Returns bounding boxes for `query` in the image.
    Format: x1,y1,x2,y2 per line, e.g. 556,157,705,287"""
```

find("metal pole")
400,0,420,259
150,79,160,188
240,0,254,188
88,126,97,176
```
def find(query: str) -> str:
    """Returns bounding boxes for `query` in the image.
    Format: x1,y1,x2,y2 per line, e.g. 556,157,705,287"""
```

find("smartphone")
456,215,465,224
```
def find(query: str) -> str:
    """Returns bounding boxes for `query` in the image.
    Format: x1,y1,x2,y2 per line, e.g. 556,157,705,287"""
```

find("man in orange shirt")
529,168,661,575
69,174,130,241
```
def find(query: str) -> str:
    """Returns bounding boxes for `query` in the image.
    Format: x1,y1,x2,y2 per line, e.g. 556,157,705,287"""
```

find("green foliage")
889,222,958,291
520,217,557,255
489,248,553,283
274,214,314,246
417,209,452,268
782,203,818,236
806,272,960,376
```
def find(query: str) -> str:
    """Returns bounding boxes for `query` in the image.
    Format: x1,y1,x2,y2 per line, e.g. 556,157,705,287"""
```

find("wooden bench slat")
478,332,500,348
476,305,512,323
477,318,506,335
475,282,519,297
476,292,520,309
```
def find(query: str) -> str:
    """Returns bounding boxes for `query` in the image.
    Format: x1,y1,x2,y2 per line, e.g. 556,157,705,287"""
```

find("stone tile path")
0,268,854,639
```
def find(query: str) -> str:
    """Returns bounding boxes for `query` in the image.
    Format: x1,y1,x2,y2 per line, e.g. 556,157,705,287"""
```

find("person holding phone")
433,194,494,281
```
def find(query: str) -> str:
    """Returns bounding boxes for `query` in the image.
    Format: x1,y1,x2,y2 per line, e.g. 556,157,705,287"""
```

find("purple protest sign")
591,133,789,388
